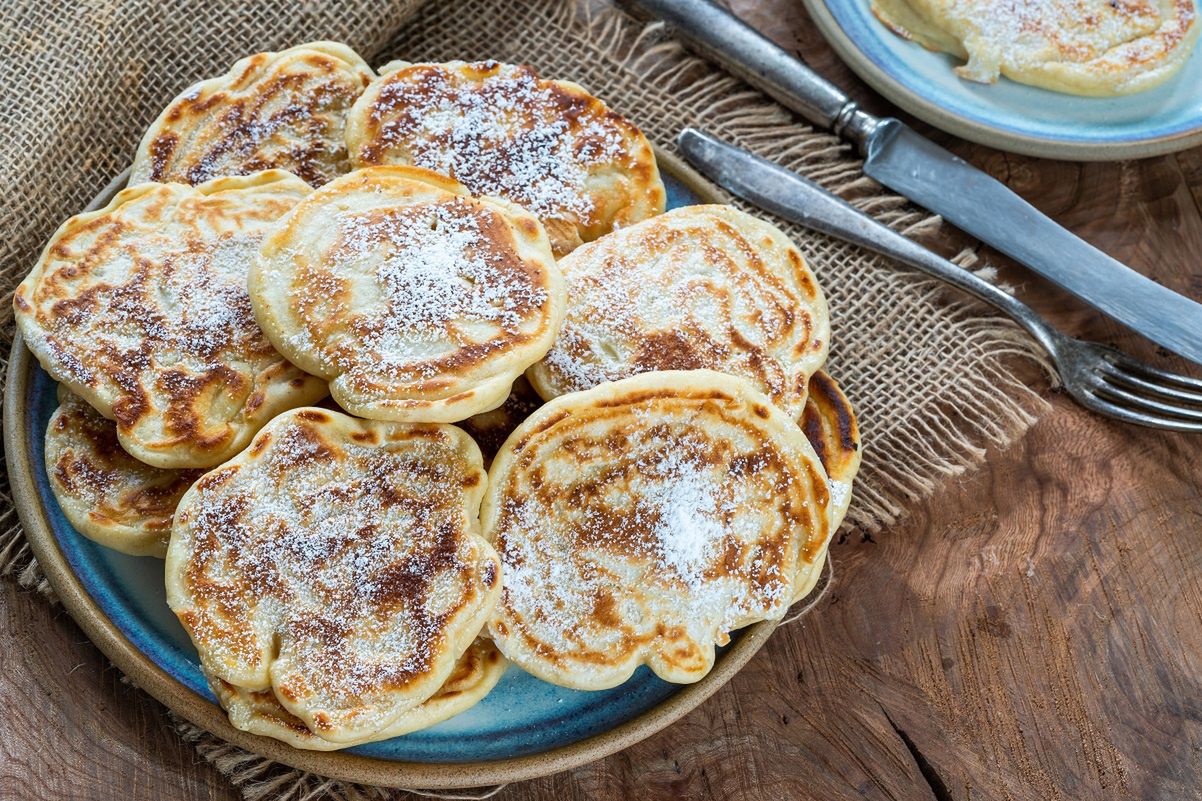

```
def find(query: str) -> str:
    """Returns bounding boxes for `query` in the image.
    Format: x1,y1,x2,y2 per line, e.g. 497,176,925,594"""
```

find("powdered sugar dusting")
171,413,493,736
536,208,827,419
884,0,1195,89
490,394,818,684
21,182,309,440
362,62,633,222
277,196,550,390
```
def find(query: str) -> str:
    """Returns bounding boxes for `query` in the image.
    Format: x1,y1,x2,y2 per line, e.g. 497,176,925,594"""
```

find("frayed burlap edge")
0,1,1053,799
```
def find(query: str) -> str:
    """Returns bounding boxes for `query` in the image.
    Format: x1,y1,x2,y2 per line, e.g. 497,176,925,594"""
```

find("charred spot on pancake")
801,402,832,474
512,409,570,452
196,465,238,493
53,451,115,495
633,330,709,372
112,391,150,431
148,132,179,181
249,431,272,457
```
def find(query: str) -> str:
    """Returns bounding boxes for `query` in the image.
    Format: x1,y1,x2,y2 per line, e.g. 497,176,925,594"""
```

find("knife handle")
618,0,880,147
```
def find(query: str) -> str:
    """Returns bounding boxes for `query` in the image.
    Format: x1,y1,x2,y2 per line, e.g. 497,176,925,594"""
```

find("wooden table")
4,3,1202,799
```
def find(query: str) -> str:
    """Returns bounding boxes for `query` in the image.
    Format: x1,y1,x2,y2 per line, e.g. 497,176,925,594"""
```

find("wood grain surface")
3,3,1202,800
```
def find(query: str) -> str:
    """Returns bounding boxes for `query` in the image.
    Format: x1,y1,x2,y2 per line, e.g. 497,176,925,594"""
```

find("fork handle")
676,129,1064,356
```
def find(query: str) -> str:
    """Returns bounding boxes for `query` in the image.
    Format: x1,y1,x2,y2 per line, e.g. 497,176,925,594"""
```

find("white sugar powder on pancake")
165,408,500,743
251,165,564,423
529,205,831,419
14,170,328,469
484,370,832,690
374,70,625,220
872,0,1198,95
346,61,666,256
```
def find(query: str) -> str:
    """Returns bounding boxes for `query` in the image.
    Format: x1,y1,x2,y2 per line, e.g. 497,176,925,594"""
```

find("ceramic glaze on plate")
804,0,1202,160
4,152,778,789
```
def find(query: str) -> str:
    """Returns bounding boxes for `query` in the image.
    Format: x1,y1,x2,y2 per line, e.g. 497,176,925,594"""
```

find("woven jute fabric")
0,0,1049,798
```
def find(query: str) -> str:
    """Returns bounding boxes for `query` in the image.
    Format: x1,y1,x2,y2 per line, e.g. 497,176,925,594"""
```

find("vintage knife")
623,0,1202,367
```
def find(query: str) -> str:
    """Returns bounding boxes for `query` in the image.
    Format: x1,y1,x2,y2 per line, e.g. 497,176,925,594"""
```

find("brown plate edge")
803,0,1202,161
2,149,780,791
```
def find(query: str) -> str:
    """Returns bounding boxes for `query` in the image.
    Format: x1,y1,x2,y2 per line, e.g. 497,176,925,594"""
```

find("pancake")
527,205,830,420
130,42,374,186
872,0,1198,95
165,407,500,744
45,387,202,558
15,170,328,469
484,370,832,690
251,165,564,424
459,376,544,468
207,638,506,750
344,60,666,256
795,371,862,602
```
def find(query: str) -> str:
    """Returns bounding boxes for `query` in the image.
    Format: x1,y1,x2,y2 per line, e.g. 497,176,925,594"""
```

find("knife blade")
623,0,1202,367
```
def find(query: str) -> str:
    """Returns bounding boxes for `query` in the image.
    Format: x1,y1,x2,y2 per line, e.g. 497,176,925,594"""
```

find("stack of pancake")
15,43,861,749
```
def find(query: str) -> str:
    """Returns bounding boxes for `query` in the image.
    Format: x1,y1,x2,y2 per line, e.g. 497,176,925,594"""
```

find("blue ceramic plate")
805,0,1202,160
4,153,776,790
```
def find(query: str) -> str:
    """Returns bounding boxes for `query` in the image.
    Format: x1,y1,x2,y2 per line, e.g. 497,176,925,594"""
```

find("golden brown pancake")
207,638,506,749
795,371,862,602
131,42,375,186
45,388,202,558
873,0,1198,95
528,205,831,420
345,60,666,256
15,170,328,469
251,165,564,424
165,407,500,744
484,370,832,690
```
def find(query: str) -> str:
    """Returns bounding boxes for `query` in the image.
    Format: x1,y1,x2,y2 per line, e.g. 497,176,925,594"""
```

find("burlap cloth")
0,0,1051,797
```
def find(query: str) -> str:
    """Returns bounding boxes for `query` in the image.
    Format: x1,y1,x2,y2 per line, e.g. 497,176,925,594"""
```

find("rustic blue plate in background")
4,151,777,790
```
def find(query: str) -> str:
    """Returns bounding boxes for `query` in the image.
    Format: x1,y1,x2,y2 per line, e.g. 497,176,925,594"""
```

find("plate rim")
2,149,780,790
803,0,1202,161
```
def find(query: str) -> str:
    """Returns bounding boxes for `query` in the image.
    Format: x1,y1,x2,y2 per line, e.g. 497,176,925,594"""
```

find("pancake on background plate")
873,0,1199,95
131,42,375,186
527,204,830,420
166,407,501,745
45,388,202,558
345,60,666,256
14,170,328,469
207,638,507,750
251,165,564,424
484,370,832,691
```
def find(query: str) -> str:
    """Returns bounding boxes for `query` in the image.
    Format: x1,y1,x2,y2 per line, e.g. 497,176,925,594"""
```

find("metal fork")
678,128,1202,432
